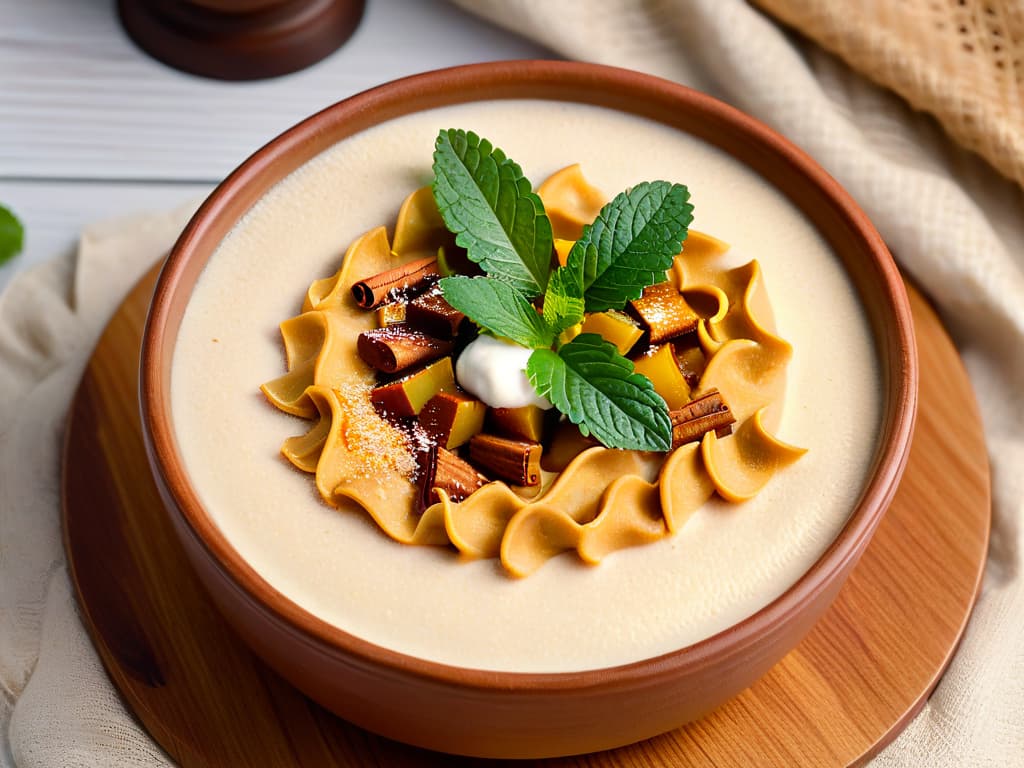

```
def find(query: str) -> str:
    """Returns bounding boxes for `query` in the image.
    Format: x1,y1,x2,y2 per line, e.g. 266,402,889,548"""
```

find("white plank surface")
0,0,554,181
0,180,211,292
0,0,554,292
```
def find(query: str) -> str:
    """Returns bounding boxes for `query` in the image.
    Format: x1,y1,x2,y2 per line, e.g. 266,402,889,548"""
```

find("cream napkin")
2,2,1024,766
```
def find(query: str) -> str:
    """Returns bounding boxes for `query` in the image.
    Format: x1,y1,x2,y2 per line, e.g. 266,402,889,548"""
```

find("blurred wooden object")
117,0,365,80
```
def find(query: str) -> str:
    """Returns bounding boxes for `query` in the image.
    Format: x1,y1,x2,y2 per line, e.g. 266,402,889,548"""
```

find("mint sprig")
527,335,672,451
0,205,25,267
440,275,553,348
433,129,690,452
542,265,585,337
565,182,693,312
432,129,553,297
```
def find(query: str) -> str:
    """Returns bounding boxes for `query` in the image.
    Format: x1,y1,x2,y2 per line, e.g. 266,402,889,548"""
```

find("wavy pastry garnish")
702,408,808,502
262,159,806,577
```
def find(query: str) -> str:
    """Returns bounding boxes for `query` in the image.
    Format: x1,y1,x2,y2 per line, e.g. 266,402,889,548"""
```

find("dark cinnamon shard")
406,288,466,338
669,389,736,448
351,256,439,309
469,433,542,487
419,446,489,510
630,282,700,344
357,327,453,374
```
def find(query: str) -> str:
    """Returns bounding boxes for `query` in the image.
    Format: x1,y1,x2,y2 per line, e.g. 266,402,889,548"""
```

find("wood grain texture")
62,265,990,767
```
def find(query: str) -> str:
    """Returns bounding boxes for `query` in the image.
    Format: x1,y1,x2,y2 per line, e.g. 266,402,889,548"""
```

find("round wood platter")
62,263,990,767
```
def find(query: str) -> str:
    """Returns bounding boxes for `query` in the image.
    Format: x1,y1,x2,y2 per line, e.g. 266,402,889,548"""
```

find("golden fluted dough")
262,172,805,577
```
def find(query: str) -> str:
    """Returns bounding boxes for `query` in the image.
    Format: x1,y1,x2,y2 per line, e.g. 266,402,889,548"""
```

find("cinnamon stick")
351,256,439,309
418,446,489,510
357,327,452,374
469,433,543,487
669,389,736,448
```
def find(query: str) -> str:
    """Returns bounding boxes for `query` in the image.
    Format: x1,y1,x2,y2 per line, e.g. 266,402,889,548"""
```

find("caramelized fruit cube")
578,310,643,354
488,405,547,443
370,357,456,418
406,289,466,338
541,421,599,472
418,392,487,449
632,344,691,409
554,238,575,267
630,282,700,344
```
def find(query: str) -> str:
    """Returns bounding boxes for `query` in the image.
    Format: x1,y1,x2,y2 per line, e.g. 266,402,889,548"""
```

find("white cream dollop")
455,335,553,410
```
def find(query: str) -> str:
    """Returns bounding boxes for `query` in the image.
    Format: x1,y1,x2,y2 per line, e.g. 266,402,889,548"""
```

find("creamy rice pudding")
171,100,881,673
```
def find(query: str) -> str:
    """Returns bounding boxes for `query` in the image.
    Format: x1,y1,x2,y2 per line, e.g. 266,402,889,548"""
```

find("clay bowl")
140,60,917,759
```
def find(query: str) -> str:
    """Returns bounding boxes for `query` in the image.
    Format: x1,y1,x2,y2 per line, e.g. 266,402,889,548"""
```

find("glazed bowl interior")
141,60,916,757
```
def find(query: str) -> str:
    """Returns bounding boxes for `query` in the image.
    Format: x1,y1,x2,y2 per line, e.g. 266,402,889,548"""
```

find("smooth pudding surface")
170,100,881,673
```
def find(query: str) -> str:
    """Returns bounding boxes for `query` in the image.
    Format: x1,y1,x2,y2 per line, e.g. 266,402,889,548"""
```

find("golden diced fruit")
488,405,547,443
558,322,583,346
374,302,406,327
554,238,575,267
419,392,487,449
370,357,456,418
632,344,691,409
578,310,643,355
672,342,706,388
541,421,599,472
630,282,700,344
682,229,730,258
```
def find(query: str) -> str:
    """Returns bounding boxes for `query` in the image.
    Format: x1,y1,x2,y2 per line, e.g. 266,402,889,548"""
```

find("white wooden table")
0,0,553,293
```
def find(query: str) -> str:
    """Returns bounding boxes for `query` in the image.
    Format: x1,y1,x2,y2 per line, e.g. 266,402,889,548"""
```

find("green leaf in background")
542,265,585,338
526,334,672,451
432,129,553,297
566,181,693,312
0,205,25,267
440,275,553,349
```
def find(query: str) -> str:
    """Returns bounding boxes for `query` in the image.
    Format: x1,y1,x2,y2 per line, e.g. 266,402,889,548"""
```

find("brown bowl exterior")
140,61,917,759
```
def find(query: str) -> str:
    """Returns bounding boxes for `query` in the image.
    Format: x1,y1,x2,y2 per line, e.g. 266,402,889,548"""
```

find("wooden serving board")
62,264,990,767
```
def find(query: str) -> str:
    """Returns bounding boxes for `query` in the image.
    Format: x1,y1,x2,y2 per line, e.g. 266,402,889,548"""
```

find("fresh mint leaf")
0,205,25,267
432,129,553,297
440,275,553,349
566,181,693,312
527,334,672,451
542,265,585,338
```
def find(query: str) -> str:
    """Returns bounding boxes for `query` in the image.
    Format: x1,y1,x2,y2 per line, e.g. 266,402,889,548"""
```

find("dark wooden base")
117,0,365,81
62,264,990,766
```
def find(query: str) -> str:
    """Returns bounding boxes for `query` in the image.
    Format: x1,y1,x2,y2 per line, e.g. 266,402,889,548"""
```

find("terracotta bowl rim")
140,59,918,691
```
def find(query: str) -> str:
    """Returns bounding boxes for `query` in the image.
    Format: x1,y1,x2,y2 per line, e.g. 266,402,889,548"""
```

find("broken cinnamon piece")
630,282,700,344
418,392,487,449
669,389,736,448
374,302,406,327
418,446,489,510
469,433,543,487
406,288,466,338
350,256,439,309
488,405,547,443
357,327,453,374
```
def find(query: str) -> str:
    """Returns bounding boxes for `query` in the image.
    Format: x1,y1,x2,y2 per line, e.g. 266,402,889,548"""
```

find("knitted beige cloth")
753,0,1024,189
